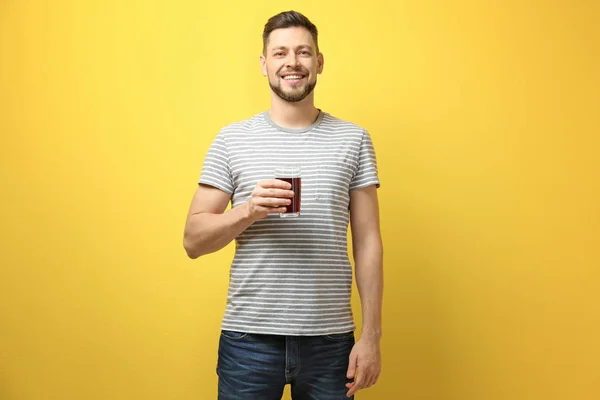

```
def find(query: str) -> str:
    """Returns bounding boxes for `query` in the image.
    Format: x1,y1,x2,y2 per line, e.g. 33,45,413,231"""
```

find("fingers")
258,179,293,190
346,371,363,397
346,352,357,380
258,188,295,199
346,370,373,397
346,368,380,397
254,196,291,207
364,371,377,388
255,180,294,200
248,195,289,219
345,352,358,396
247,179,297,219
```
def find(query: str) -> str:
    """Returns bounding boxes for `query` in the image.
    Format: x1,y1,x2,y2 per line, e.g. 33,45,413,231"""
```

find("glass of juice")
274,166,301,218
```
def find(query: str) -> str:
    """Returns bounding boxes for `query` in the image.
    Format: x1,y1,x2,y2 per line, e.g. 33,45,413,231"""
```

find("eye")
299,51,310,56
274,52,285,57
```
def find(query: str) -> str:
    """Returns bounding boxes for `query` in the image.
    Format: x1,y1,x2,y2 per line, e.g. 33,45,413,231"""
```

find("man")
183,10,383,399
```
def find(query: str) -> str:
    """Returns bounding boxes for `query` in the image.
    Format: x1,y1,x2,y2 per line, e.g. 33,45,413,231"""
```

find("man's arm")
345,184,383,396
183,184,251,259
183,181,294,259
350,184,384,339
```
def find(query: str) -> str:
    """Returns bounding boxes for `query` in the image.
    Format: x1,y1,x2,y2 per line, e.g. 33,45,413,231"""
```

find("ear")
260,54,267,77
317,52,324,74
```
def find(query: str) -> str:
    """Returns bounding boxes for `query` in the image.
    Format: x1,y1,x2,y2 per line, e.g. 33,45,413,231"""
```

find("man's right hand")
245,179,295,220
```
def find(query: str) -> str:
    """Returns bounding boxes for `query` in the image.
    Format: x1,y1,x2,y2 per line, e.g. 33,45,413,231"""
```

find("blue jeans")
216,330,355,400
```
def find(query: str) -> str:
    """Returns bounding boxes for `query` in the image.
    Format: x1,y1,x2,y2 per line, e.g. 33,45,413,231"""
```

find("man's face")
261,27,324,103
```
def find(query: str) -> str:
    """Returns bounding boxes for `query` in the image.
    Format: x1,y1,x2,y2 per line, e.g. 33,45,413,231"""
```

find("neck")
269,92,320,130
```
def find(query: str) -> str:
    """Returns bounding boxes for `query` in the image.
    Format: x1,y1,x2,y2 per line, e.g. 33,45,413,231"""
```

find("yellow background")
1,0,599,399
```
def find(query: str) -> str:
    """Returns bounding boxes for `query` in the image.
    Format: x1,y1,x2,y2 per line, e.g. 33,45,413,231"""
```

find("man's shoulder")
218,111,269,136
320,111,368,134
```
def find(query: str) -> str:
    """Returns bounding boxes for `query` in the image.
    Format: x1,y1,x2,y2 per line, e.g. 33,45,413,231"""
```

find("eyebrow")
271,45,313,52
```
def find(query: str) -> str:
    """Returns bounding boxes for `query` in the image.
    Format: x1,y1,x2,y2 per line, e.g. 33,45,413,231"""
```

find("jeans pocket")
220,330,249,340
323,331,355,341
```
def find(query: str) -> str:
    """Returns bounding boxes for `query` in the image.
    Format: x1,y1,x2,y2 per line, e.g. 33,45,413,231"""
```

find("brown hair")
262,10,319,55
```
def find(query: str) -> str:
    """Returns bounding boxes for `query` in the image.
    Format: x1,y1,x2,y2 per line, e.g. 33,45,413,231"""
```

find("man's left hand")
345,336,381,397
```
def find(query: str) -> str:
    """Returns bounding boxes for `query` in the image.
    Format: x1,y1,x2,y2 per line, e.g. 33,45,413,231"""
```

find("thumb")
347,352,358,379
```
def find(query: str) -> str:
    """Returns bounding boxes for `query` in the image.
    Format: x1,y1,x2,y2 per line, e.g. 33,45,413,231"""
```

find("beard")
269,74,317,103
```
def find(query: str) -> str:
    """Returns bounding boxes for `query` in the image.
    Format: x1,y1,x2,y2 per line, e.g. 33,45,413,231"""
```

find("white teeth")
283,75,303,80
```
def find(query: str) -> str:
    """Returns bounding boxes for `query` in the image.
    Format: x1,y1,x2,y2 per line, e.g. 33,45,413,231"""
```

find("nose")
286,53,300,68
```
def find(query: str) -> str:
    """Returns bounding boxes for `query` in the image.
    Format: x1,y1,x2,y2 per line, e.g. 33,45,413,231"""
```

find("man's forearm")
184,203,255,259
354,236,384,340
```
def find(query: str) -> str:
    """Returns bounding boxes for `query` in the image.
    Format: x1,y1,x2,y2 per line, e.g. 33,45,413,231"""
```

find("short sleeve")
198,132,234,194
350,130,380,191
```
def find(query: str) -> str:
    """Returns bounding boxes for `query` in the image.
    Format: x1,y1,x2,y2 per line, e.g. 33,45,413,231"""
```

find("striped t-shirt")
198,110,380,336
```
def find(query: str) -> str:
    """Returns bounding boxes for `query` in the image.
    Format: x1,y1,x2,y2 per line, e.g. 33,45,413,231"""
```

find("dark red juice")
276,177,301,214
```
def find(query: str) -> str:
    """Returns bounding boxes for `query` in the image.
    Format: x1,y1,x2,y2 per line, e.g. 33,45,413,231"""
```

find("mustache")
278,69,308,76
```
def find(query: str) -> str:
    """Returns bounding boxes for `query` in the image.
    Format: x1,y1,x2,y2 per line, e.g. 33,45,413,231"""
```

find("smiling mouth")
281,76,305,87
281,74,305,80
